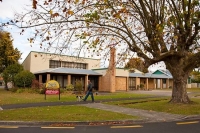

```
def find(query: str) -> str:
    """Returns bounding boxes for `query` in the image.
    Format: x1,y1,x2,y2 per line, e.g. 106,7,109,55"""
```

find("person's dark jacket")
88,82,93,92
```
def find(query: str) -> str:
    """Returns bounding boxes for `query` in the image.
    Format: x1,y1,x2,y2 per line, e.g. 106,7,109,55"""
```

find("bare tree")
2,0,200,103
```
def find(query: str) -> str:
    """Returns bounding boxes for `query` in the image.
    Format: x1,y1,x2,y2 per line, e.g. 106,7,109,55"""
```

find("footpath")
0,90,200,126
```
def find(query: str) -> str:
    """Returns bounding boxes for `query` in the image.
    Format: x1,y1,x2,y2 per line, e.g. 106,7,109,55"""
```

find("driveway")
128,89,200,98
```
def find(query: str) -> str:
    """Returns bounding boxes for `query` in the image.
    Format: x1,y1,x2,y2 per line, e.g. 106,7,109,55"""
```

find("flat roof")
129,73,173,79
34,67,102,76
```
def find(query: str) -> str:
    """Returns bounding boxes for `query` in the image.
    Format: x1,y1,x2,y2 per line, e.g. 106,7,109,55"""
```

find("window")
163,79,166,84
62,61,87,69
188,77,191,84
49,60,61,68
62,62,72,68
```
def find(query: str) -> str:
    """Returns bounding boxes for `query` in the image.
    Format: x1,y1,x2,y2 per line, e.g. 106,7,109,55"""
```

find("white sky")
0,0,42,63
0,0,165,71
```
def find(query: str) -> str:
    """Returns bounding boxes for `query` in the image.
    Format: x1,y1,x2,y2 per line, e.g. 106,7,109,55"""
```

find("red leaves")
32,0,37,9
46,36,50,40
44,1,48,5
20,29,24,35
63,7,67,12
51,13,59,18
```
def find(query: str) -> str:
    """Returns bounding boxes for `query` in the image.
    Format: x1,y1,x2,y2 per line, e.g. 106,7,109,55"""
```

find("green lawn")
0,88,200,122
0,89,150,105
0,105,138,121
106,98,200,115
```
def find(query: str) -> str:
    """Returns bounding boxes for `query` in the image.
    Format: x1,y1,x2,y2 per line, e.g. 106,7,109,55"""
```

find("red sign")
45,90,59,95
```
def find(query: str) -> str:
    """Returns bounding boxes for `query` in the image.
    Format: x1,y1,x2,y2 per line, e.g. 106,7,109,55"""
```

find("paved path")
79,103,186,123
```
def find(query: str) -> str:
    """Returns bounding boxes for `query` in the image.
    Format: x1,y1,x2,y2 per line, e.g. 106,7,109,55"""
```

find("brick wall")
115,77,127,91
99,47,116,92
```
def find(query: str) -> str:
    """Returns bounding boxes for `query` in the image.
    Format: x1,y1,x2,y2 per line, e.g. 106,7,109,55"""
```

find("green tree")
2,63,24,88
14,70,35,88
0,30,21,89
125,58,148,73
0,31,21,72
1,69,9,88
191,70,200,83
3,0,200,103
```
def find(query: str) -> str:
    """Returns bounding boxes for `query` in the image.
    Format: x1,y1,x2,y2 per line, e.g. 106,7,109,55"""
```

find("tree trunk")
169,70,191,104
4,81,9,91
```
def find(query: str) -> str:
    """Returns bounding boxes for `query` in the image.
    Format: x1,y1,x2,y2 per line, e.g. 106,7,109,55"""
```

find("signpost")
45,80,60,100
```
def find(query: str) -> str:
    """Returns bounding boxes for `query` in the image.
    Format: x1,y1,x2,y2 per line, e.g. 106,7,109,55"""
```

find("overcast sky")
0,0,165,71
0,0,42,63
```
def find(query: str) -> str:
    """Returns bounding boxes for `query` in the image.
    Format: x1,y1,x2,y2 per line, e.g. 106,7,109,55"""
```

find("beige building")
22,49,174,92
23,51,101,73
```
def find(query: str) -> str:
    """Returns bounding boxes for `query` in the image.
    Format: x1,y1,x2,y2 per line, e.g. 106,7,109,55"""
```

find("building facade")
22,50,175,92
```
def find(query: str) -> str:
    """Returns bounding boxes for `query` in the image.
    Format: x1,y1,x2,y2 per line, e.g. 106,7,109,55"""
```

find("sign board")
45,90,59,95
46,80,59,90
45,80,60,100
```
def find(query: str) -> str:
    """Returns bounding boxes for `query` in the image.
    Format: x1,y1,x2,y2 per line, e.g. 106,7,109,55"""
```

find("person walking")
82,80,94,102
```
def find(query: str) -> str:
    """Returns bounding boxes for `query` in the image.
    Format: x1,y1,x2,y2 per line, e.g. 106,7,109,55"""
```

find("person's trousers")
83,91,94,101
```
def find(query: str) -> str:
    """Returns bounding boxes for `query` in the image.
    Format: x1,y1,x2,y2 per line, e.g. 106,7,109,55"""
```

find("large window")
62,62,73,68
74,63,87,69
49,60,61,68
49,60,87,69
62,61,87,69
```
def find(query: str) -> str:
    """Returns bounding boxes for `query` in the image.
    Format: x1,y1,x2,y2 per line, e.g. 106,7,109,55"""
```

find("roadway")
0,119,199,133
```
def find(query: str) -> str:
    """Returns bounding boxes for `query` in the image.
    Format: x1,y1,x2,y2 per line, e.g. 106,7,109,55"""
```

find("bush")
39,88,46,94
66,84,74,91
39,83,47,94
10,87,18,92
16,88,25,93
74,80,83,94
31,79,43,89
14,70,35,88
140,84,144,89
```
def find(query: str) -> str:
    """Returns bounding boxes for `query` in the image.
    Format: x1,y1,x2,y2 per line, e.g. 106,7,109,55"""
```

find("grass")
0,88,200,121
0,89,150,105
0,105,138,121
106,98,200,115
0,89,146,122
187,88,200,92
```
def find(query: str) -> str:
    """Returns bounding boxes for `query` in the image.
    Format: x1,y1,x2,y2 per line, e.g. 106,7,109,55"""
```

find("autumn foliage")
125,58,148,73
1,0,200,103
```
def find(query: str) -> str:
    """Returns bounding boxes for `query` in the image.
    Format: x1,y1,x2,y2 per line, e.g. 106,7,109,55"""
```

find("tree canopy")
0,30,21,73
14,70,35,88
2,0,200,103
191,70,200,83
2,63,24,87
125,57,148,73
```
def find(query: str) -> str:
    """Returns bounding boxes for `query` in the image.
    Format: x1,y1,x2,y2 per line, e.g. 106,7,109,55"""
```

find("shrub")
16,88,25,93
31,79,43,89
39,88,46,94
140,84,144,89
14,70,35,88
74,80,83,94
66,84,74,91
10,87,18,92
39,83,47,94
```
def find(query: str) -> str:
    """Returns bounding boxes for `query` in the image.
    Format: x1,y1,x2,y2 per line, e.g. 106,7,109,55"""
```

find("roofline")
153,69,172,77
92,68,108,70
34,71,102,75
22,51,101,64
33,67,102,75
